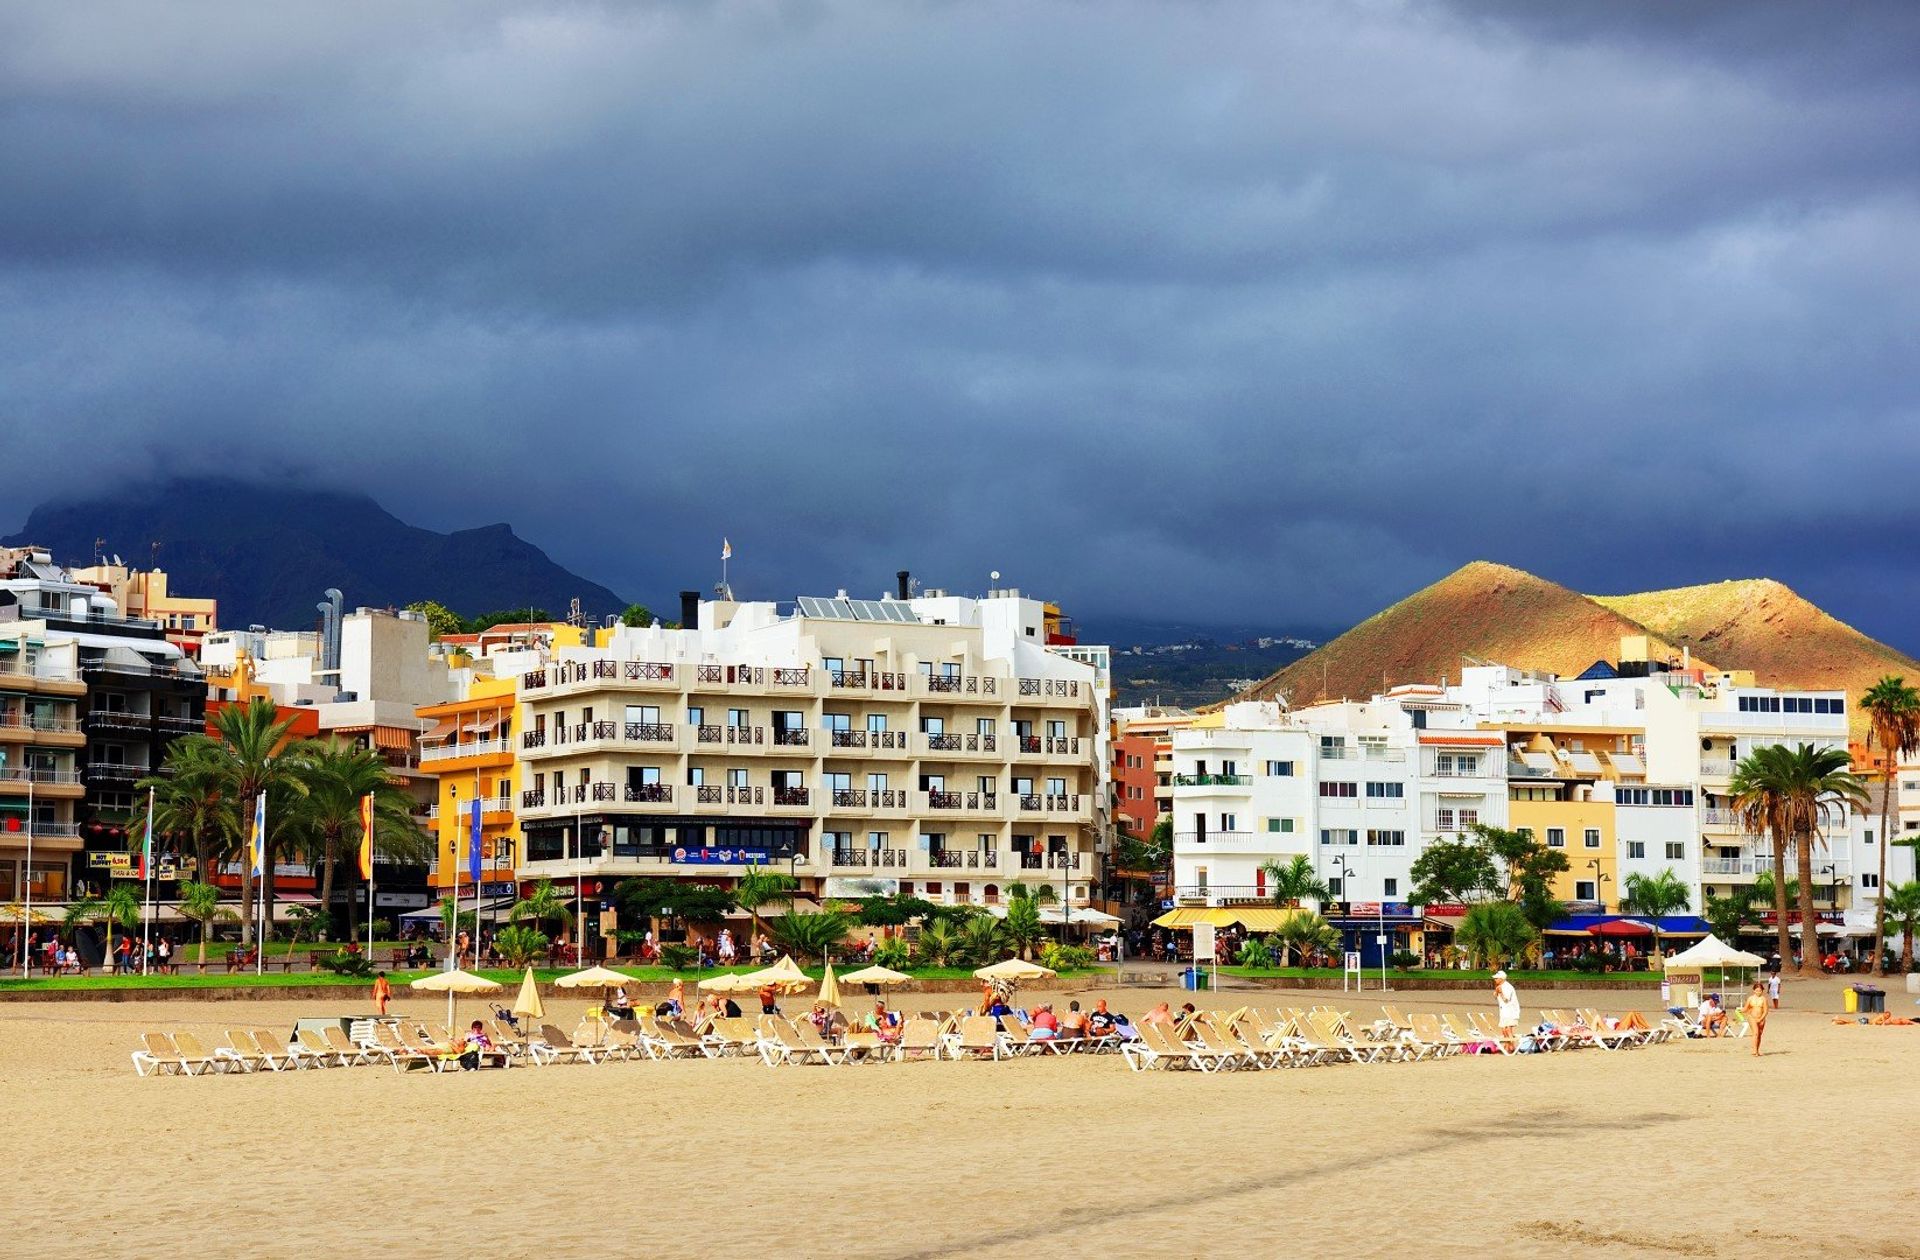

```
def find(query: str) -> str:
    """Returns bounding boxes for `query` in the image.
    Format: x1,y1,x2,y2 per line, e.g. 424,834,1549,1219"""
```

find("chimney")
679,590,700,629
896,570,911,600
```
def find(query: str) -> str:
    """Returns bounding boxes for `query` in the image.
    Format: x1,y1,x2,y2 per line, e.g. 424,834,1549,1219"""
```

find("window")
1574,880,1598,901
1195,866,1208,894
1666,842,1685,861
686,705,703,727
1457,808,1478,828
1327,876,1344,896
1625,840,1646,859
867,714,888,733
1863,829,1874,845
1384,878,1398,898
1435,753,1481,776
1583,828,1601,849
1862,873,1880,890
1319,828,1358,846
1219,813,1237,832
1265,818,1295,834
1219,759,1237,778
1265,760,1294,777
1516,827,1533,840
687,766,705,786
727,708,749,728
1434,808,1454,831
1365,781,1404,799
1366,829,1405,846
1547,828,1566,849
1616,787,1693,806
728,767,749,787
1319,782,1357,799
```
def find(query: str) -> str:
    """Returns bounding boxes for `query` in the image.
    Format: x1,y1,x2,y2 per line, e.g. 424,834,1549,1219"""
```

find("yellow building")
417,678,520,894
69,562,218,656
1506,795,1619,910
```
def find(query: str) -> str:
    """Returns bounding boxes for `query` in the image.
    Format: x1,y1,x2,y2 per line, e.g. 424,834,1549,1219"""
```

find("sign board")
1342,950,1363,992
822,876,899,900
671,846,773,866
1191,921,1217,962
88,852,135,874
479,881,517,898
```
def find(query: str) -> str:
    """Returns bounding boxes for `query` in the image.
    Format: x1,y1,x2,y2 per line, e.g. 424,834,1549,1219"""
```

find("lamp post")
1328,853,1353,984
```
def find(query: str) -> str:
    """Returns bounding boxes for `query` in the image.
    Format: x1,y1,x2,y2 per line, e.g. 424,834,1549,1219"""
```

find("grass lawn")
0,962,1087,993
1218,966,1666,984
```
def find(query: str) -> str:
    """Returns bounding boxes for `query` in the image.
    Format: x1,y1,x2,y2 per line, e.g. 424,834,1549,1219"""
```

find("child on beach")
1741,982,1768,1056
1767,972,1781,1009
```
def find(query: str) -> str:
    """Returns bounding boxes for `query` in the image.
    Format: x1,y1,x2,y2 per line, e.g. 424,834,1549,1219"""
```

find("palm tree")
64,883,141,968
1261,855,1331,908
1620,868,1691,957
177,880,237,965
958,911,1008,966
136,736,236,892
1454,901,1537,970
1881,881,1920,974
732,864,798,944
508,877,576,944
1000,898,1045,960
766,908,852,965
206,697,304,944
1731,743,1869,977
1277,911,1339,968
916,919,962,968
295,738,425,942
1860,677,1920,974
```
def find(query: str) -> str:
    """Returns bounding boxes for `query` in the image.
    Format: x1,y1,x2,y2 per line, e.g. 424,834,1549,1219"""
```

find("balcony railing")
1703,808,1740,827
930,847,1000,870
832,847,909,868
925,674,963,693
697,724,723,743
926,733,961,752
156,714,203,733
521,790,546,808
1045,793,1081,812
772,667,811,687
831,789,867,808
1046,736,1080,755
1016,851,1085,871
971,733,997,753
728,785,765,806
83,762,148,782
625,722,676,743
0,766,79,785
871,730,906,750
829,670,906,690
773,787,810,807
1699,759,1736,778
624,661,674,683
0,714,81,734
85,710,152,732
727,726,765,746
522,729,547,749
1017,736,1042,754
1172,773,1250,787
421,738,511,763
625,783,674,803
772,728,809,747
1016,677,1077,699
1017,793,1041,811
829,730,868,749
696,785,724,804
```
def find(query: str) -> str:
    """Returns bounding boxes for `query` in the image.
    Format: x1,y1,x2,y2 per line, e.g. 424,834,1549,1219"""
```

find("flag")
140,787,154,880
468,795,483,883
250,793,266,877
356,792,374,880
721,537,732,560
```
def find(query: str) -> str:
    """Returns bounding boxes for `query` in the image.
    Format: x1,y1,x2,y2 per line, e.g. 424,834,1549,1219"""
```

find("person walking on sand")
1741,981,1769,1056
1767,971,1781,1009
372,970,393,1016
1493,969,1520,1048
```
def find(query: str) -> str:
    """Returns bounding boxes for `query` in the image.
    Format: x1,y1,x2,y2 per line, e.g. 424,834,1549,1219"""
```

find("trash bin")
1859,986,1886,1014
1180,967,1208,991
1843,987,1858,1014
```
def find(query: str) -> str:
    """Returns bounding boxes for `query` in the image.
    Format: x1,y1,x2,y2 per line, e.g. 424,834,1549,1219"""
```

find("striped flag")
721,537,732,560
250,792,266,877
468,795,483,883
356,792,374,880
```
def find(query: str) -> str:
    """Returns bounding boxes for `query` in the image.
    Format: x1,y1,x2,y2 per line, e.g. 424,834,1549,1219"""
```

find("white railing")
1699,759,1736,778
420,737,511,763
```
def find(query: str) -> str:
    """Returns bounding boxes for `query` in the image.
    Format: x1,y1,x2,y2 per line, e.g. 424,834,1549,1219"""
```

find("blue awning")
1546,913,1710,935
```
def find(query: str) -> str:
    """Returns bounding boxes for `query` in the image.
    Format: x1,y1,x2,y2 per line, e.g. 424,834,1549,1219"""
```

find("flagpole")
473,770,481,971
140,785,155,975
255,794,266,977
20,779,32,977
366,796,375,953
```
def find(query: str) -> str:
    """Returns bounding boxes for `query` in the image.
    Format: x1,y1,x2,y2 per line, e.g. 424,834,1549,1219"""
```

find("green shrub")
1390,950,1420,971
872,937,913,970
494,925,549,968
658,942,698,971
317,950,372,978
1040,943,1096,971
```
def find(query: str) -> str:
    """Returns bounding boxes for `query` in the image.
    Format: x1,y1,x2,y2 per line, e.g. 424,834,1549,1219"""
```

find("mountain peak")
4,482,629,629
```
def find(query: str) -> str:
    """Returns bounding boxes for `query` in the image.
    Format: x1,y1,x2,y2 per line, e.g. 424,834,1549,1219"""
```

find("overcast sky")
3,2,1917,644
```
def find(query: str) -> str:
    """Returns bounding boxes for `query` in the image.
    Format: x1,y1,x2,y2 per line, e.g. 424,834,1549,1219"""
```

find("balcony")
85,710,152,733
830,670,909,691
1044,793,1082,813
624,783,674,804
828,729,868,750
926,790,998,812
728,785,766,806
830,788,869,808
697,724,723,744
773,787,811,807
622,661,675,684
1017,851,1084,871
624,722,676,744
870,730,908,751
1172,773,1250,787
521,789,546,809
926,733,962,753
772,728,810,748
726,725,765,747
1016,677,1079,700
83,762,148,783
929,848,1000,870
831,847,910,869
1699,759,1736,778
522,729,546,750
1702,808,1741,829
155,714,204,734
1017,736,1043,755
421,737,511,763
1172,830,1265,852
924,674,964,694
771,667,811,687
0,713,81,735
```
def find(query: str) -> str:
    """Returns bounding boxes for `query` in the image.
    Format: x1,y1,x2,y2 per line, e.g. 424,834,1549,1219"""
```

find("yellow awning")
1150,906,1308,932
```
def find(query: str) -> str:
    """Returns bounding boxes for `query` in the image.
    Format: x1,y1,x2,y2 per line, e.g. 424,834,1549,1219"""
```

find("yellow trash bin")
1842,988,1859,1014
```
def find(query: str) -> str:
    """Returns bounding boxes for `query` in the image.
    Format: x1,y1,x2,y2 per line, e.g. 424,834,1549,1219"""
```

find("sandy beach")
4,976,1915,1259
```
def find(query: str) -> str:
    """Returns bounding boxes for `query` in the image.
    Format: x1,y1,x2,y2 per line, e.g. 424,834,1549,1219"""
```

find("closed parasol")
511,966,544,1024
818,961,842,1008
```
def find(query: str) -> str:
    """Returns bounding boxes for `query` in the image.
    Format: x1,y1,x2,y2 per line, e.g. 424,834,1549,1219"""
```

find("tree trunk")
1795,830,1823,978
1903,928,1914,974
237,792,255,946
1873,774,1892,974
261,836,277,949
1771,828,1792,972
192,832,212,964
319,831,339,946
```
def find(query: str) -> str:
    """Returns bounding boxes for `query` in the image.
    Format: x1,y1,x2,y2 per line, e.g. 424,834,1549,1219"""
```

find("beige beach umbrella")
839,964,911,987
409,968,503,1028
553,964,632,990
742,954,811,994
511,966,545,1025
973,958,1056,984
697,971,762,992
818,961,842,1008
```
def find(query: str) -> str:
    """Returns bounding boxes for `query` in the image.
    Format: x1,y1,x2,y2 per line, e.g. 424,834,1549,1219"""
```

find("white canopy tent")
1663,935,1765,970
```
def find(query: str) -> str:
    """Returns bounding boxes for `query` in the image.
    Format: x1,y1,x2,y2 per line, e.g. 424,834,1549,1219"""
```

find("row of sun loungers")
1121,1005,1676,1072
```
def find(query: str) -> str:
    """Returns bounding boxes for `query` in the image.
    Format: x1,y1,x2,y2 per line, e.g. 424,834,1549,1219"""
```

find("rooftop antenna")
93,537,106,564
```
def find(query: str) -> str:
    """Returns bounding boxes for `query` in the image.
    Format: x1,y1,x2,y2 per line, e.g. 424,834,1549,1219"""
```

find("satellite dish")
990,570,1001,581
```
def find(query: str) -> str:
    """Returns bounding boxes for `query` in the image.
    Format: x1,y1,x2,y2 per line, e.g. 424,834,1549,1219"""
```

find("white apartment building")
512,585,1106,909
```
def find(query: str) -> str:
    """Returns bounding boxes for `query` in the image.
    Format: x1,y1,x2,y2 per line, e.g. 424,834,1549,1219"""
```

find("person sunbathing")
1699,994,1727,1037
1087,999,1119,1036
1142,1002,1173,1026
1058,1001,1090,1040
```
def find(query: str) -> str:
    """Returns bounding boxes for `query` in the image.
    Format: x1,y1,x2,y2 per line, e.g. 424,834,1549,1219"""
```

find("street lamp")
1327,853,1353,982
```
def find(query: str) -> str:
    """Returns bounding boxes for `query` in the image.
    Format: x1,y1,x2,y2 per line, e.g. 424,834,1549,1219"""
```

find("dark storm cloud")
2,1,1916,646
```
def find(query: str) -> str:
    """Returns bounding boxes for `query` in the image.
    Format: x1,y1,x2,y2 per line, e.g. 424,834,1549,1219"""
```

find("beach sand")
3,977,1915,1259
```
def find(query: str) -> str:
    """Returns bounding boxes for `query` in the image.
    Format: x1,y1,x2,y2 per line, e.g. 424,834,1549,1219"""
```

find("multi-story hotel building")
512,585,1105,911
0,629,86,903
